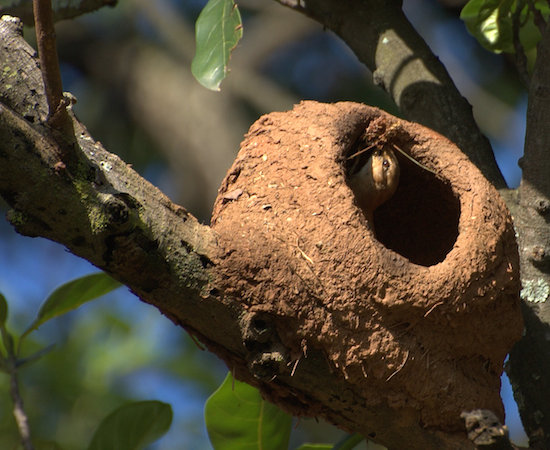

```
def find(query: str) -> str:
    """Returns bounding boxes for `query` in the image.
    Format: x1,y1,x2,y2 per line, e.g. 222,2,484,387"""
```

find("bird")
348,146,400,226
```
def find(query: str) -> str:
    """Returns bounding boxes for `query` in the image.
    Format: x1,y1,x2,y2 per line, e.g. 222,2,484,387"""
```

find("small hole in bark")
374,153,460,266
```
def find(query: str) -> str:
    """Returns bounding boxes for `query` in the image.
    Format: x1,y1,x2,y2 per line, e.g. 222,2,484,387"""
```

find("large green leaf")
191,0,243,91
87,401,172,450
205,372,292,450
22,272,121,338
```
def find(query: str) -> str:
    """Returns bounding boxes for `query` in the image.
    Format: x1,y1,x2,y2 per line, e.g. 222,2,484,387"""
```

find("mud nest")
211,101,522,431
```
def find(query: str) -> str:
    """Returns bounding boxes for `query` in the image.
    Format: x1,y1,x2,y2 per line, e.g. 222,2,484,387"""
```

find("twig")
33,0,64,123
526,0,546,33
296,237,314,265
290,358,300,376
10,370,34,450
512,3,530,86
424,301,444,318
32,0,75,155
0,324,33,449
347,143,377,160
386,350,409,382
391,144,438,176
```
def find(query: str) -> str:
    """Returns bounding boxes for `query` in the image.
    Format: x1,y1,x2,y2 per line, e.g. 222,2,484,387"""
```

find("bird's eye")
383,159,390,168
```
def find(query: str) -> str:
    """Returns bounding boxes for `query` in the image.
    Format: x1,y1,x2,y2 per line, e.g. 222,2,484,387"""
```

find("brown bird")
348,147,400,226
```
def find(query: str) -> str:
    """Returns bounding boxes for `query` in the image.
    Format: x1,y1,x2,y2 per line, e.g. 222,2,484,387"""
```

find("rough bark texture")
506,22,550,450
0,0,117,25
211,101,522,434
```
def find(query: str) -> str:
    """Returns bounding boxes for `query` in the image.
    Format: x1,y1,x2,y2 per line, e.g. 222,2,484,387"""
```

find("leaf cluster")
461,0,549,71
0,273,172,450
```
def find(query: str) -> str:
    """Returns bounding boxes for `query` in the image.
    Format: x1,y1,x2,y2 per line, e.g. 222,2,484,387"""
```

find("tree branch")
10,371,33,450
275,0,506,188
33,0,64,120
32,0,77,163
0,0,117,25
507,21,550,449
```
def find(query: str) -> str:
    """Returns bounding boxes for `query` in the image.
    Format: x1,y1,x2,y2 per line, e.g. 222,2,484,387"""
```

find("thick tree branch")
0,0,117,25
275,0,506,188
507,21,550,449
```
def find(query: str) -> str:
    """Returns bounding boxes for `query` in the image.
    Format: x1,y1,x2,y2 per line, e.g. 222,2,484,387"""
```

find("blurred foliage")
88,401,173,450
461,0,550,71
0,274,174,450
0,270,227,449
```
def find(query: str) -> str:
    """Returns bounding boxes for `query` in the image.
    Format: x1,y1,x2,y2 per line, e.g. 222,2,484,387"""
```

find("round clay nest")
210,101,522,430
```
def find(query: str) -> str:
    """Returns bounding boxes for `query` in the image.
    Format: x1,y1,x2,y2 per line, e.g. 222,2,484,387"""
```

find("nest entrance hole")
374,152,460,266
344,128,460,267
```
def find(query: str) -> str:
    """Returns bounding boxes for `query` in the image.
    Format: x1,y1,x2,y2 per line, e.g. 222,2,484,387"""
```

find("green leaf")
191,0,243,91
205,372,292,450
0,292,7,326
87,401,172,450
0,326,15,356
461,0,550,68
461,0,515,53
22,272,121,338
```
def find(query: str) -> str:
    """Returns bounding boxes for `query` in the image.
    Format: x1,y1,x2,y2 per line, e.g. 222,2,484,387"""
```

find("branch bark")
275,0,506,189
506,21,550,449
32,0,76,159
0,0,117,25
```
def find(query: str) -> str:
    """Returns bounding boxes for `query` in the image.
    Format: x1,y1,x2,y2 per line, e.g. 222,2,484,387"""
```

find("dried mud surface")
211,101,522,430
